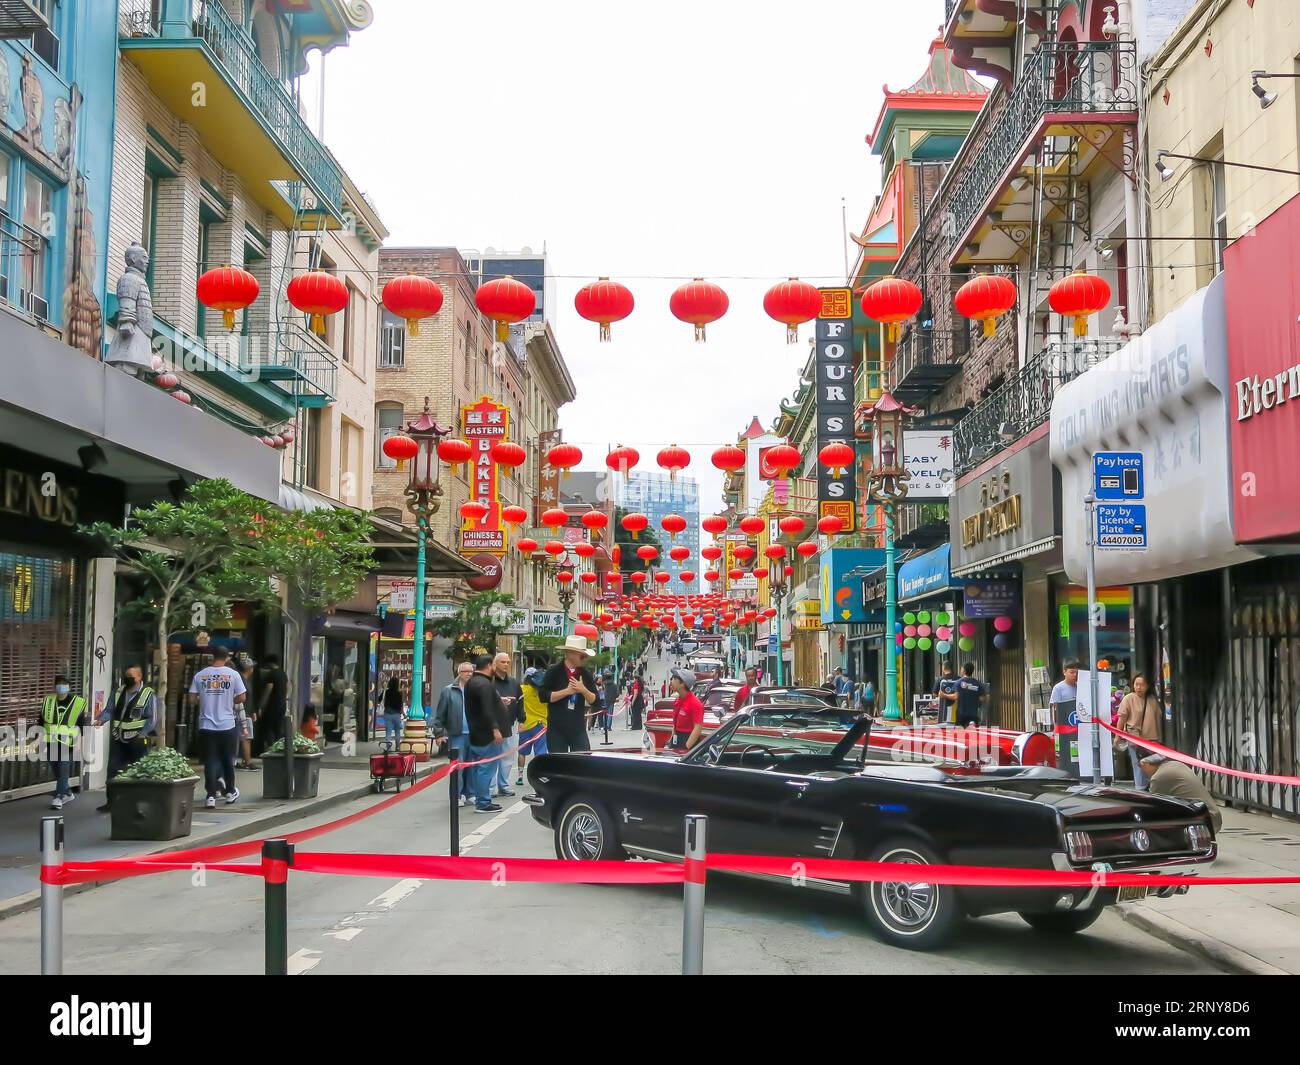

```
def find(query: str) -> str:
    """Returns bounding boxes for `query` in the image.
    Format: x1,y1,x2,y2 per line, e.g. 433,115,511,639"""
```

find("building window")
339,419,362,504
306,407,323,491
379,309,406,368
19,170,52,319
1212,158,1228,277
342,280,360,364
376,404,404,469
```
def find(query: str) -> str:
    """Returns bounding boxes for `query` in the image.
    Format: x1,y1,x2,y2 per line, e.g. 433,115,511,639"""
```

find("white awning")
951,536,1058,578
278,483,338,513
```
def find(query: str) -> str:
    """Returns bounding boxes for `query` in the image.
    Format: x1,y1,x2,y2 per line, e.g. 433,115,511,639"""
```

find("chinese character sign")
537,428,562,527
816,289,856,531
461,396,510,555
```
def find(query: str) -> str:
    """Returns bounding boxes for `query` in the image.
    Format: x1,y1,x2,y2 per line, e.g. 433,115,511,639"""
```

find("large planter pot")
261,751,323,799
109,776,200,841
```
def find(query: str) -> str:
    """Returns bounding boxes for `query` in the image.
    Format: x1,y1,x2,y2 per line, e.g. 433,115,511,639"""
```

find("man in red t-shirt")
733,666,758,714
668,668,705,751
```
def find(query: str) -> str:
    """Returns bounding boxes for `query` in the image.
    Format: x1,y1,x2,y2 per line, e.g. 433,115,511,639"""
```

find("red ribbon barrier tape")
450,727,548,772
704,854,1300,889
1098,721,1300,786
288,852,684,884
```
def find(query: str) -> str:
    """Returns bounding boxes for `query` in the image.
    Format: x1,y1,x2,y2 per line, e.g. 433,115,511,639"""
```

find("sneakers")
50,796,63,810
515,775,524,785
61,792,75,806
475,802,503,813
237,762,261,772
496,788,516,797
205,796,217,809
95,804,111,813
225,787,240,805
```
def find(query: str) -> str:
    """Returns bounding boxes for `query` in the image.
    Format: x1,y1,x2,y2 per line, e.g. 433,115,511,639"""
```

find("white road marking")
368,878,424,909
459,798,530,850
321,926,366,942
288,948,322,975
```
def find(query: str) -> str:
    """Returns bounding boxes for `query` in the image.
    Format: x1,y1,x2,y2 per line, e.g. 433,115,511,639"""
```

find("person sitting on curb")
1139,753,1223,832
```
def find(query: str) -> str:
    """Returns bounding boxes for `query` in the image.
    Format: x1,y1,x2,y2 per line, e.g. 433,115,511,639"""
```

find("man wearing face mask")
95,665,158,811
42,674,86,811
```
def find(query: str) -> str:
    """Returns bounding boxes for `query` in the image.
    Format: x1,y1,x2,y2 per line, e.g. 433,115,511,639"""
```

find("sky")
306,0,946,519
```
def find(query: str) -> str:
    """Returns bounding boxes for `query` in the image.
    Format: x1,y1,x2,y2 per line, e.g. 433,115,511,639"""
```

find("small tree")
80,479,269,740
251,506,375,721
429,591,520,661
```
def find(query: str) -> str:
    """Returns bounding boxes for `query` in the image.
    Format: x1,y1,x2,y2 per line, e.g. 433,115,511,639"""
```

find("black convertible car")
524,709,1217,949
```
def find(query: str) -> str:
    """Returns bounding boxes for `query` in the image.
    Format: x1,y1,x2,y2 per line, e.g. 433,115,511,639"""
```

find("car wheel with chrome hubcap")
858,838,961,950
554,795,624,861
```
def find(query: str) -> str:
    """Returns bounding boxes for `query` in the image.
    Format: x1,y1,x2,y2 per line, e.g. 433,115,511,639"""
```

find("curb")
1117,904,1290,976
0,759,447,924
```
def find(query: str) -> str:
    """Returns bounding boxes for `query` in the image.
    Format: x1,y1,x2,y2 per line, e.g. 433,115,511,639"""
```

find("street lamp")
861,390,919,721
555,557,577,632
770,568,788,686
401,398,450,723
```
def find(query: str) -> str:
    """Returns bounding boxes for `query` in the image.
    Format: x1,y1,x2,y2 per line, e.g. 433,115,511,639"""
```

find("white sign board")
1075,669,1115,778
532,610,565,638
502,608,531,636
389,586,415,611
730,576,758,591
424,602,459,621
903,430,956,501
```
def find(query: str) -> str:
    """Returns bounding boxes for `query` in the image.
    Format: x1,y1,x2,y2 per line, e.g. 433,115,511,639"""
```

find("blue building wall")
0,0,118,356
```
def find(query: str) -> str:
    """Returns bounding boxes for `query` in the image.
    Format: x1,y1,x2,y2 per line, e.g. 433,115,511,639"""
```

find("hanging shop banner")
536,428,562,527
795,599,824,631
1052,272,1258,582
1223,194,1300,542
722,531,746,592
949,433,1058,574
897,543,953,603
461,396,509,555
815,289,857,532
820,547,885,624
903,430,956,501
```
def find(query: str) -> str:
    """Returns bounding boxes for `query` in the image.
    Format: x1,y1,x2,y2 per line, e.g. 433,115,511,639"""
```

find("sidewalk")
1118,805,1300,975
0,747,446,921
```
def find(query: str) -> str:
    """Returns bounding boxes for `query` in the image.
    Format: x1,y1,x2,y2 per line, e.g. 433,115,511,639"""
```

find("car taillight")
1186,824,1213,852
1064,830,1093,863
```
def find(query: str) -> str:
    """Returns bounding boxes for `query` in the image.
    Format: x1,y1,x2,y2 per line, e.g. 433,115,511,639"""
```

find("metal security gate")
0,547,86,795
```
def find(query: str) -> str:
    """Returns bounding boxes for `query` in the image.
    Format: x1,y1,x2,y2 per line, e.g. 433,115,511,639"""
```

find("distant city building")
616,472,700,593
463,247,549,324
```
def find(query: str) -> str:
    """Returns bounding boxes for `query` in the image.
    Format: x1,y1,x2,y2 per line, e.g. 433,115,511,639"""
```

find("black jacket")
492,675,525,733
539,662,596,716
464,673,505,747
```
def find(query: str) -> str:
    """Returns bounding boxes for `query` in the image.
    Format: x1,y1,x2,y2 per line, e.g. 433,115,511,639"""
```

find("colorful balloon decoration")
936,641,952,655
959,621,976,637
993,634,1009,649
958,636,975,652
903,637,917,650
993,616,1014,633
918,638,932,651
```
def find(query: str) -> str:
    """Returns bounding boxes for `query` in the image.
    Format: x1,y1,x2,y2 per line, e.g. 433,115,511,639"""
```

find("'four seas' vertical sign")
815,288,856,532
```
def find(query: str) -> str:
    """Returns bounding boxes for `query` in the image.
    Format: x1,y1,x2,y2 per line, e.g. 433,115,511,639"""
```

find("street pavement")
0,648,1221,974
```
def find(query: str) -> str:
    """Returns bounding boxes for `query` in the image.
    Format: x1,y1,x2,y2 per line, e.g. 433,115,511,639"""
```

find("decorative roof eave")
283,0,375,74
866,35,989,149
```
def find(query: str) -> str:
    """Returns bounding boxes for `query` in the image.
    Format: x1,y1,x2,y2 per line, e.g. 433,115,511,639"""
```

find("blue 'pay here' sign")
1093,451,1144,500
1096,503,1148,549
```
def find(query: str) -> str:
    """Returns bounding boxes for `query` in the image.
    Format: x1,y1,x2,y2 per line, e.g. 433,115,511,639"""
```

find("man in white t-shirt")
1050,660,1080,713
188,646,247,808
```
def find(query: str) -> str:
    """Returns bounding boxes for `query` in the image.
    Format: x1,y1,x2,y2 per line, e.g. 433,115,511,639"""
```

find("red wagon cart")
369,748,417,793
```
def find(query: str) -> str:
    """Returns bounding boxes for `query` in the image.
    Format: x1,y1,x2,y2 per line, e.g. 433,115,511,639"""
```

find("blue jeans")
446,734,471,799
467,742,496,808
383,713,404,749
50,750,73,797
1128,745,1150,790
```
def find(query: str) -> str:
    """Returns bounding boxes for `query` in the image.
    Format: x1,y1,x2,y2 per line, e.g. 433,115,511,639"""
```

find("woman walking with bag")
382,675,405,751
1116,673,1161,790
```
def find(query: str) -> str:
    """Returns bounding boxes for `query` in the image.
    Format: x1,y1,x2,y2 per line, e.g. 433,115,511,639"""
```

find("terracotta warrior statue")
106,243,155,376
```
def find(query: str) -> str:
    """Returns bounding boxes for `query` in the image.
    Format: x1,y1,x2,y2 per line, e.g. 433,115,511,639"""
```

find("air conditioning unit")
0,0,50,40
22,289,49,321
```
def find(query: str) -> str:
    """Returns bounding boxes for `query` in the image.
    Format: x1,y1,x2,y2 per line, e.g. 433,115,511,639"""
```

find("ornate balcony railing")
953,335,1124,475
121,0,344,221
946,40,1138,248
887,328,969,399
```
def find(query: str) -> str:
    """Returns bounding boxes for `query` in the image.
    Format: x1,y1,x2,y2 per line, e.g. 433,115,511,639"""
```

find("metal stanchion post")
448,760,461,857
40,816,64,975
682,814,707,975
262,838,294,976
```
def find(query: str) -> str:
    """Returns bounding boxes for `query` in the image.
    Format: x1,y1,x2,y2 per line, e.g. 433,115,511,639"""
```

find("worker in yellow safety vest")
95,663,159,812
42,674,85,811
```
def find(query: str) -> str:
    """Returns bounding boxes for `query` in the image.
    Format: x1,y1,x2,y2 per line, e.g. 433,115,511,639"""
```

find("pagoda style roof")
866,36,988,149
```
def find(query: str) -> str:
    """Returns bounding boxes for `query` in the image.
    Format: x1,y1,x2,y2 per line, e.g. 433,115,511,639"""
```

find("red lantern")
153,372,180,390
382,274,443,337
728,568,745,581
704,570,721,583
491,440,526,469
580,510,609,531
629,571,647,585
556,569,574,584
796,540,819,558
541,507,568,530
763,277,822,343
547,443,582,478
544,540,566,557
784,565,794,577
817,515,844,535
1049,269,1111,337
459,500,488,523
197,265,259,331
954,273,1017,338
763,608,777,619
778,516,805,537
661,513,687,540
860,275,923,341
381,433,418,467
287,270,348,336
702,515,728,536
502,505,528,529
656,444,690,480
738,515,764,536
711,445,745,472
606,444,639,477
764,544,786,560
437,438,473,468
575,278,634,341
621,512,648,540
701,545,722,562
573,541,597,558
574,623,599,642
764,444,801,479
580,572,598,585
669,279,728,341
579,612,594,622
701,612,716,625
171,390,192,404
818,441,856,478
636,545,658,566
475,275,536,341
516,537,540,554
669,545,691,562
679,571,695,584
653,571,672,585
753,567,769,580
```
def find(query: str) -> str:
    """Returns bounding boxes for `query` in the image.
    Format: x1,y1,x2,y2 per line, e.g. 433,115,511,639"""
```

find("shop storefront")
949,431,1061,730
896,544,959,719
0,446,123,796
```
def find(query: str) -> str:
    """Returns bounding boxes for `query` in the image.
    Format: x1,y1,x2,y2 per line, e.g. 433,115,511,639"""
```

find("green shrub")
116,747,197,782
263,734,321,755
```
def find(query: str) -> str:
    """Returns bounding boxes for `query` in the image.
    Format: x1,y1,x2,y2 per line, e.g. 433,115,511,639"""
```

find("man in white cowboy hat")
538,634,599,754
